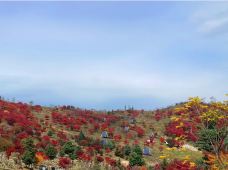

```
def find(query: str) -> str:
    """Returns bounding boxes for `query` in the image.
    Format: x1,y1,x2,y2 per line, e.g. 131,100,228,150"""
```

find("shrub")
96,155,104,162
22,150,36,166
103,140,115,150
136,127,145,137
0,137,12,152
35,152,48,163
47,130,54,137
115,146,124,158
129,152,145,167
166,138,176,148
124,145,131,156
61,141,76,158
45,145,57,160
59,157,71,169
196,128,218,152
78,131,86,141
166,159,196,170
22,138,36,167
132,145,142,155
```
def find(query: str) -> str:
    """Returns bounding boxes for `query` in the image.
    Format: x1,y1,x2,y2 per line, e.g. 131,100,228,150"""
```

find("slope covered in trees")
0,95,227,169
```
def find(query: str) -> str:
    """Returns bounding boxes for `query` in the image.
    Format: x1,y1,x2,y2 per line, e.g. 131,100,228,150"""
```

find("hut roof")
101,131,108,138
143,147,151,155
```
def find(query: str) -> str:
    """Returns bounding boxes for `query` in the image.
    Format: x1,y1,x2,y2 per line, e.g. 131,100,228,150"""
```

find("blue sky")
0,2,227,110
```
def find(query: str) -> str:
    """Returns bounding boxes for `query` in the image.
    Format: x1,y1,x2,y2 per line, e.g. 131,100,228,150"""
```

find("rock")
182,144,199,152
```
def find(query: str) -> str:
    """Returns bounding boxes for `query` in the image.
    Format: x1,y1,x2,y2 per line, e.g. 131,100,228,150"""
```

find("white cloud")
198,17,228,34
191,3,228,36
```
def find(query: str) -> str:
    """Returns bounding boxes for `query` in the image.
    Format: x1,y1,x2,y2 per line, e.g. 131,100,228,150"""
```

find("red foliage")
160,137,165,143
93,123,100,131
105,157,116,166
134,140,139,145
6,146,15,158
166,159,196,170
101,123,108,130
96,155,104,162
57,131,67,141
126,133,133,139
76,150,83,158
135,126,145,137
16,132,29,140
124,140,129,144
73,124,81,131
153,163,161,170
32,105,42,112
165,119,198,142
86,147,94,156
108,127,115,133
78,153,92,162
50,139,59,146
59,157,71,169
113,134,122,142
105,148,111,153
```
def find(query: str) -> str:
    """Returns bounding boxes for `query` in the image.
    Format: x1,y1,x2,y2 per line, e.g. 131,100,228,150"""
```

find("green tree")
78,131,85,141
45,145,57,160
23,138,35,151
129,152,145,166
22,151,36,167
47,130,54,137
132,145,142,155
124,145,131,156
0,137,12,152
115,147,124,158
104,140,115,150
61,141,77,159
22,138,36,167
62,141,75,155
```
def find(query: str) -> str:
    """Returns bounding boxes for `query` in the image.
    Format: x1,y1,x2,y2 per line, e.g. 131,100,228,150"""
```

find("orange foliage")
35,152,48,163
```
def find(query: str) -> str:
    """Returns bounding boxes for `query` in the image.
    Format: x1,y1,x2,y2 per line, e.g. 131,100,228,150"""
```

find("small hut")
124,126,129,132
101,131,108,138
143,147,151,156
129,117,136,124
101,138,107,145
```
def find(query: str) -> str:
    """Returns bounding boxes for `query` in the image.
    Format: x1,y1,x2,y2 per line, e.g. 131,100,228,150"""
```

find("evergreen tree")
124,145,131,156
78,131,85,141
129,152,145,166
132,145,142,155
22,138,36,167
62,141,75,155
45,145,57,160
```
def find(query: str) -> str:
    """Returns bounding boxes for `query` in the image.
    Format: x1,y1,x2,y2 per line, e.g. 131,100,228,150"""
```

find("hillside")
0,96,227,170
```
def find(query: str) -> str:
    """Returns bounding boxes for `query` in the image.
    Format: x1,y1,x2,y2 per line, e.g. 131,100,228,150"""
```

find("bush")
22,138,36,167
96,155,104,162
124,145,131,156
129,152,145,167
22,150,36,166
166,159,196,170
103,140,115,150
59,157,71,169
45,145,57,160
47,130,54,137
195,157,209,170
166,138,176,148
22,138,35,151
62,141,75,155
78,131,86,141
115,147,124,158
132,145,142,155
0,137,12,152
